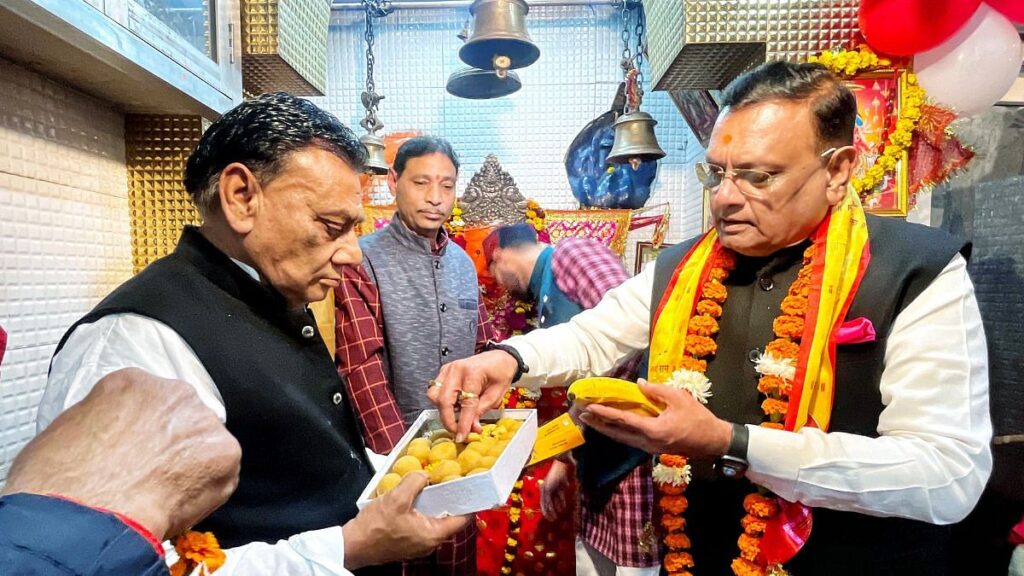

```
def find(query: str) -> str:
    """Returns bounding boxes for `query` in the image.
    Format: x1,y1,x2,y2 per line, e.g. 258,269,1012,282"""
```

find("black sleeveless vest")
54,228,384,559
650,215,967,575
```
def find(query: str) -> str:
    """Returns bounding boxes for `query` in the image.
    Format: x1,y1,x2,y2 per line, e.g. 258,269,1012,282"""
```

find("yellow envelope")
528,413,585,466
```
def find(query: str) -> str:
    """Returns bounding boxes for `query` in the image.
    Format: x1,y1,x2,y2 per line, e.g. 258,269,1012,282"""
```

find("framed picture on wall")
669,89,722,148
844,70,909,217
701,188,713,233
635,241,672,275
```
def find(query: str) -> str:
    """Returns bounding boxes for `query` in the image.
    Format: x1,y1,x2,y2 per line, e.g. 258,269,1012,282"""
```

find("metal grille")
125,115,204,274
241,0,332,96
646,0,860,91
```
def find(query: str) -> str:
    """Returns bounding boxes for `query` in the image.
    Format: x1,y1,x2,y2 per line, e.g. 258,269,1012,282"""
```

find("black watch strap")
483,341,529,383
715,423,750,480
726,422,749,461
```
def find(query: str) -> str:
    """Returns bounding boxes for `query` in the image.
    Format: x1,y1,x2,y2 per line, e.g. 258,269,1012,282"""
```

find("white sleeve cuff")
744,424,805,498
218,526,352,576
287,526,350,575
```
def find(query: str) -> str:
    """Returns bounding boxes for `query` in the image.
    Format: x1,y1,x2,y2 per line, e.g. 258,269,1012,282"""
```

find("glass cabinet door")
103,0,240,100
132,0,213,59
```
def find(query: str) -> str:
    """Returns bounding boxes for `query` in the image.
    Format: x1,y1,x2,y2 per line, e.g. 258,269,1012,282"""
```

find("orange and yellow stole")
649,190,871,433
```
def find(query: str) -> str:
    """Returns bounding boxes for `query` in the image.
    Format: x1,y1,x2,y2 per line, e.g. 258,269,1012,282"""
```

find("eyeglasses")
695,147,837,199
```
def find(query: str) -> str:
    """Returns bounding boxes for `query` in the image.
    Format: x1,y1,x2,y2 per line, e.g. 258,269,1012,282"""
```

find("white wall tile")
0,57,131,483
322,4,707,250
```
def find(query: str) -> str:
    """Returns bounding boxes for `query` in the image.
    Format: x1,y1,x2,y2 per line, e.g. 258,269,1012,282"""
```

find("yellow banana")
567,377,664,417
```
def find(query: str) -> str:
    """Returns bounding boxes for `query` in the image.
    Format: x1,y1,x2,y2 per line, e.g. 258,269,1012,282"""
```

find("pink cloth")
836,317,876,345
0,325,7,366
1011,516,1024,545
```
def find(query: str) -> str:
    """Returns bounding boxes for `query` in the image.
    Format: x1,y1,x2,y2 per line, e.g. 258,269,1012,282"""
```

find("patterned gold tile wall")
242,0,332,96
125,115,204,274
646,0,861,91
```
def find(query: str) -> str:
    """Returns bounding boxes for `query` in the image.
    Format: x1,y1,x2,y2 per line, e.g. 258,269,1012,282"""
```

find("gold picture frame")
635,241,672,275
701,188,713,233
845,69,909,217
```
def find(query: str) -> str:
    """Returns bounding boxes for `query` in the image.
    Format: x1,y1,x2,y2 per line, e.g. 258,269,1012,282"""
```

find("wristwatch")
714,422,750,480
483,340,529,383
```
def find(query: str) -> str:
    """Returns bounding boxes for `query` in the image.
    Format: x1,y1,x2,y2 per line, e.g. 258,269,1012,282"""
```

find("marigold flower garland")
807,46,926,199
653,249,736,576
525,199,546,232
170,531,225,576
495,199,547,574
498,480,525,575
729,245,815,576
653,245,817,575
443,199,467,237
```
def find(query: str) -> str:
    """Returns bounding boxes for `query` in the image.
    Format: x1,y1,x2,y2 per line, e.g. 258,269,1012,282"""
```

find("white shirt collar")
230,258,260,281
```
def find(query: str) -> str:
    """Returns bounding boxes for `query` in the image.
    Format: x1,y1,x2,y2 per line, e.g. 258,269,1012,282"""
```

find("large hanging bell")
459,0,540,78
446,66,522,99
606,111,666,170
360,132,389,175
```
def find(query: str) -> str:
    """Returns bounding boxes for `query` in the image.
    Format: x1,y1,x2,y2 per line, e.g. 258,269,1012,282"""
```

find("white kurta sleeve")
41,314,357,575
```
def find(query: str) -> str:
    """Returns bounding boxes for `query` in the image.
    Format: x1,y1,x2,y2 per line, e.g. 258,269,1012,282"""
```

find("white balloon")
914,4,1024,117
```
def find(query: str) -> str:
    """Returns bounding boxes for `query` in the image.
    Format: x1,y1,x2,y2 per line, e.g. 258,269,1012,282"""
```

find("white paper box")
356,409,538,517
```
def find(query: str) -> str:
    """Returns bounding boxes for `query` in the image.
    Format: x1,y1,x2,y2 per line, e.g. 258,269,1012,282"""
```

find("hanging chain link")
360,0,392,135
634,5,645,89
619,3,633,75
620,1,647,112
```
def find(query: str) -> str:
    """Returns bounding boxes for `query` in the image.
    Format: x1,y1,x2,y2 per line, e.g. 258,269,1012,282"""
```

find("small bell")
360,132,389,175
459,0,540,76
446,67,522,99
606,111,666,169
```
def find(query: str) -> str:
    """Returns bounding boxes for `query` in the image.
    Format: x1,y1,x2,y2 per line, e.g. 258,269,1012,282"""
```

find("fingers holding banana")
569,377,732,459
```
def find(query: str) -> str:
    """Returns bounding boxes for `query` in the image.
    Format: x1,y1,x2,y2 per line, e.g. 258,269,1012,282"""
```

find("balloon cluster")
859,1,1024,117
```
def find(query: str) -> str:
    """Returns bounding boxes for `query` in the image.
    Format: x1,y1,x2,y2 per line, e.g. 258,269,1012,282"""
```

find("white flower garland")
754,351,796,382
653,462,692,487
665,368,713,404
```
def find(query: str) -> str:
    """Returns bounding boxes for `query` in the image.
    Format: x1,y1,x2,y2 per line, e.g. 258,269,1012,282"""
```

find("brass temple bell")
358,0,393,175
605,2,664,170
459,0,540,79
606,111,666,170
446,66,522,99
360,132,389,175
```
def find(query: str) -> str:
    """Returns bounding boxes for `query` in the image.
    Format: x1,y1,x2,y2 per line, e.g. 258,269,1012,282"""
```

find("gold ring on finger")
458,390,478,401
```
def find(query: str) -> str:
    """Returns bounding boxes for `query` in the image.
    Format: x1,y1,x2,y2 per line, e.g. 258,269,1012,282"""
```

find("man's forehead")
403,153,457,174
708,101,816,156
305,159,362,210
321,179,361,210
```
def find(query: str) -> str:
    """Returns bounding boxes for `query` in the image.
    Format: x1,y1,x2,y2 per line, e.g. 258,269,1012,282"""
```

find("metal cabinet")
0,0,243,115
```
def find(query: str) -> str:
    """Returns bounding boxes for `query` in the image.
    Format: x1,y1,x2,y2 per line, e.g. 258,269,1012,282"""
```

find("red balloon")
985,0,1024,23
859,0,982,56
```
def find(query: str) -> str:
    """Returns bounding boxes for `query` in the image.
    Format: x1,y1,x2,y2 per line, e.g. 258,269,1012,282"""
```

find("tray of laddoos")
357,409,537,517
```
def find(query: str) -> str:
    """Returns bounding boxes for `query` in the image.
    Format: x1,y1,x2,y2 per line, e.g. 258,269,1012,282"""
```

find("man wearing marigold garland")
484,223,658,576
431,61,992,575
38,93,469,575
335,136,492,576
